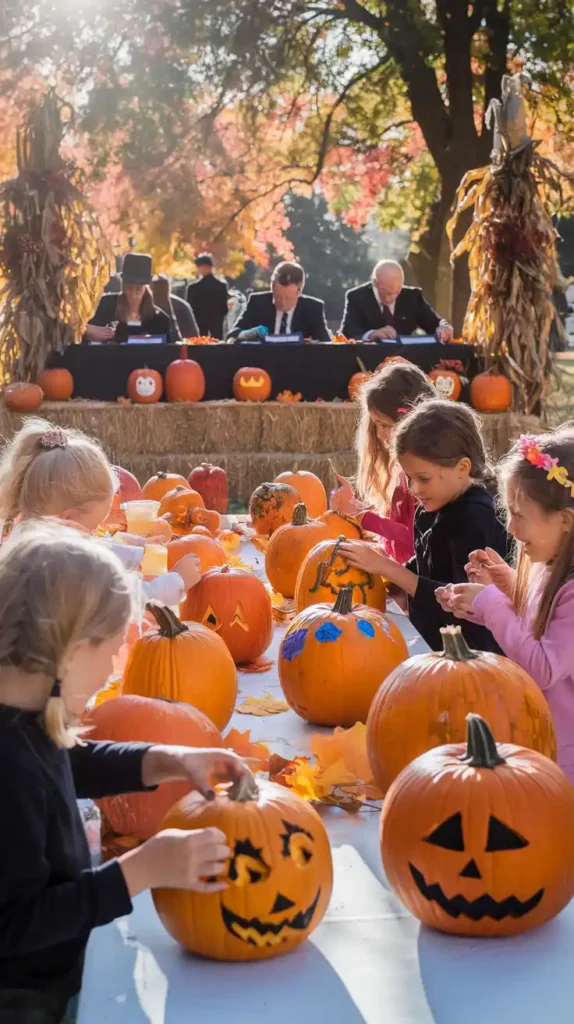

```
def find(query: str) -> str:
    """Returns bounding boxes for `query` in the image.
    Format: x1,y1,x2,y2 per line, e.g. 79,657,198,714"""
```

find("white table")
78,545,574,1023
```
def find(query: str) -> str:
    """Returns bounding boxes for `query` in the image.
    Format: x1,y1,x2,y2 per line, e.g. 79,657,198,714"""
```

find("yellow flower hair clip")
519,435,574,499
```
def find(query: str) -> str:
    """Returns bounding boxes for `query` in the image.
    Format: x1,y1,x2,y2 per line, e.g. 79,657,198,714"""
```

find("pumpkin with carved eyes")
233,367,272,402
295,535,386,613
428,369,462,401
127,368,163,404
152,776,333,960
381,715,574,937
181,564,273,665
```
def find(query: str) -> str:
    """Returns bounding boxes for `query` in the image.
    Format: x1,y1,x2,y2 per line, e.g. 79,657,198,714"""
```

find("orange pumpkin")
190,506,221,535
470,370,513,413
381,714,574,937
37,367,74,401
142,472,190,502
166,533,227,573
295,536,386,614
366,625,557,795
249,482,299,538
82,695,223,839
165,346,206,402
279,587,408,726
182,564,273,665
274,471,327,518
265,504,329,598
122,604,237,730
158,485,205,518
348,371,371,400
318,510,364,540
233,367,272,402
127,368,163,404
191,525,213,537
4,382,43,413
429,368,462,401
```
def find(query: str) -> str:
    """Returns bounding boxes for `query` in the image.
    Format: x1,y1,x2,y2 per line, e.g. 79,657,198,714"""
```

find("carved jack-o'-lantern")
233,367,272,402
153,777,333,960
381,715,574,937
428,369,462,401
295,535,386,613
182,564,273,664
127,368,163,404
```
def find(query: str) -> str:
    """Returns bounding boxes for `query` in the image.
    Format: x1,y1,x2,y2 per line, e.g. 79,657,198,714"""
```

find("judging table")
55,342,477,402
78,543,574,1024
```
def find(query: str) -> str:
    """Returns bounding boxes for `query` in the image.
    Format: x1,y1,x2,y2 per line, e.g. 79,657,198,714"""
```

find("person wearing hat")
186,254,229,339
152,274,199,340
87,253,176,343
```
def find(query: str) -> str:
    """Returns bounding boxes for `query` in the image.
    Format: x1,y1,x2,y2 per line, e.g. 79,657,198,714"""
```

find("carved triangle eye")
230,602,249,632
202,605,221,631
485,816,529,852
424,812,464,852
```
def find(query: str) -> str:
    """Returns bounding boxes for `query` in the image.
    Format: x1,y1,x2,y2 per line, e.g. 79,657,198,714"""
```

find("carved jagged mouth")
409,864,544,922
221,889,321,947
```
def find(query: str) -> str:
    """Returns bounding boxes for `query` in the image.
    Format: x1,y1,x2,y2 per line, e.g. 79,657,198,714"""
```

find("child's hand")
173,553,201,590
465,547,514,595
331,475,363,516
121,826,231,895
436,583,485,619
120,532,147,547
339,540,394,577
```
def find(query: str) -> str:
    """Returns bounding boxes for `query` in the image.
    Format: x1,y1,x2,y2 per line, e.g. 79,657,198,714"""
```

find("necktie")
280,312,288,334
382,304,393,326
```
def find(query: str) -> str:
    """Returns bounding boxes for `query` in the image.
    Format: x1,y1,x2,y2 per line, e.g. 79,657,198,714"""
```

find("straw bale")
260,402,358,453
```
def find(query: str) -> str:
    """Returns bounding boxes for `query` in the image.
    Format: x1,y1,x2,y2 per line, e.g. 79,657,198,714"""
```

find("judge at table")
341,260,453,342
228,261,331,342
88,253,176,343
186,253,229,339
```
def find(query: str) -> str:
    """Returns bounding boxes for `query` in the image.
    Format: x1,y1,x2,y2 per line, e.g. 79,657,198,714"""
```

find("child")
340,399,510,652
0,521,248,1022
436,428,574,780
332,362,435,563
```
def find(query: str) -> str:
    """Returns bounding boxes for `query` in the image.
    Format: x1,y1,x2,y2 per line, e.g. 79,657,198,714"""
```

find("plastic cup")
141,543,168,577
121,500,160,538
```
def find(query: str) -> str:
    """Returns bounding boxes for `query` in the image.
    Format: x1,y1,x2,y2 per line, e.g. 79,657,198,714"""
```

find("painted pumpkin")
188,463,228,514
233,367,272,402
142,472,190,502
122,604,237,730
274,471,327,518
470,371,512,413
381,715,574,937
249,482,300,538
165,346,206,402
4,382,43,413
159,485,205,518
153,776,333,961
279,587,408,726
182,564,273,665
127,368,163,404
83,695,223,840
265,504,329,599
166,533,227,573
429,369,462,401
37,367,74,401
318,510,363,541
295,536,386,614
367,625,557,795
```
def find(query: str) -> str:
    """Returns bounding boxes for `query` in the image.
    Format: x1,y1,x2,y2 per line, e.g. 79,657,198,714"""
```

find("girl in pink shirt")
437,426,574,781
332,361,435,563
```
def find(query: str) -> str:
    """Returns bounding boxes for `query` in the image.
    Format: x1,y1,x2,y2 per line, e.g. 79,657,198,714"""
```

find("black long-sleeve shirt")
0,704,153,1004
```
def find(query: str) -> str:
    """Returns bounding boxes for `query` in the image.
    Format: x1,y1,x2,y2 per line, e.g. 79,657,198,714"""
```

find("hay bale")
260,402,358,453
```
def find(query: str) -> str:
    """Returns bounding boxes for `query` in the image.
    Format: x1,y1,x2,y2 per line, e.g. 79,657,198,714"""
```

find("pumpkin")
265,504,329,599
165,346,206,402
295,536,386,614
429,368,462,401
4,382,43,413
381,714,574,937
122,604,237,730
318,509,363,540
182,564,273,665
190,506,221,535
249,482,300,538
233,367,272,402
112,465,142,502
274,471,327,518
188,463,228,514
127,368,163,404
152,776,333,961
216,529,241,554
348,368,371,400
166,533,227,574
279,587,408,726
82,695,223,840
366,625,557,795
37,367,74,401
191,525,213,537
158,485,205,518
470,370,513,413
142,472,190,502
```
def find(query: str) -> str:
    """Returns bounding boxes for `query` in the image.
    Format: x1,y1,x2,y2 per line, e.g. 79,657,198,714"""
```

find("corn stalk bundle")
0,90,113,383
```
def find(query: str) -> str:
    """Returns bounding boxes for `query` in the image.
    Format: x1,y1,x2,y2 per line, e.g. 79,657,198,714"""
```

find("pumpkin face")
127,368,163,404
279,587,408,726
4,382,43,413
295,536,386,614
367,626,557,795
249,482,300,538
470,371,512,413
182,564,273,664
265,504,329,599
166,534,227,573
275,471,327,518
142,472,190,502
348,371,371,400
152,779,333,960
158,485,205,519
37,368,74,401
188,463,228,514
122,605,237,730
429,369,461,401
82,695,222,840
233,368,272,402
381,715,574,937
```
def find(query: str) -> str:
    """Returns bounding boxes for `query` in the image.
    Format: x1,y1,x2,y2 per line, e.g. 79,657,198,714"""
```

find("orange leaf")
269,753,299,785
224,728,270,771
311,723,383,800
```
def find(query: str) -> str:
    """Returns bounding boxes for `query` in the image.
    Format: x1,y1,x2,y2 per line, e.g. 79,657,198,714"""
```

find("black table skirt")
54,342,478,402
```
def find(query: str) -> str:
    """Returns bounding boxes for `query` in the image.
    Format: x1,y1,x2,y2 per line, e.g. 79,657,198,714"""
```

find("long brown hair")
117,285,156,323
499,426,574,639
392,398,496,490
356,362,435,509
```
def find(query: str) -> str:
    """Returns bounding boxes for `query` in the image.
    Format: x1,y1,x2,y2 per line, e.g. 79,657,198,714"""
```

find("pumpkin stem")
228,773,259,803
145,601,189,638
333,586,353,615
180,345,188,360
357,358,367,373
292,503,309,526
156,471,167,480
459,714,506,769
440,625,479,662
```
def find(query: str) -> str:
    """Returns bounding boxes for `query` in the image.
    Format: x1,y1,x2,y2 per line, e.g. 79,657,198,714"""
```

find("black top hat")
122,253,153,285
195,252,214,267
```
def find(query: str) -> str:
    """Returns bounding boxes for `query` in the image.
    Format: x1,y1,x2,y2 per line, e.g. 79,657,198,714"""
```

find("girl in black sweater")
341,399,510,652
0,521,249,1023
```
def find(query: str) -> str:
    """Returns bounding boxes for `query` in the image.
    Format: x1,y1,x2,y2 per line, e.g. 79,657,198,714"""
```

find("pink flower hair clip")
518,434,574,498
39,428,68,451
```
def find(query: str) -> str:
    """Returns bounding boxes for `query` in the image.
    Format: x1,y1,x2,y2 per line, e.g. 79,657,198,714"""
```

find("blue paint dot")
357,619,375,639
282,628,308,662
315,622,343,644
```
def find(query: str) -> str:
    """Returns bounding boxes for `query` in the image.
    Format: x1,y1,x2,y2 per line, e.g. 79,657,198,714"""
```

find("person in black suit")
341,260,453,342
87,253,176,343
186,253,229,339
228,261,331,342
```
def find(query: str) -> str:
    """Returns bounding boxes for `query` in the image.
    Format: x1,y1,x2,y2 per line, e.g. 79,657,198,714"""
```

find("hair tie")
50,679,61,698
396,407,409,416
40,429,68,451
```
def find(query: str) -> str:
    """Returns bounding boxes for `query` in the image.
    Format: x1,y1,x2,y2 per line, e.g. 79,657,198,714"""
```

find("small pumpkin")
82,695,223,840
348,358,371,401
122,603,237,730
142,472,190,502
158,485,205,519
295,536,386,614
265,504,329,599
366,625,557,795
182,564,273,665
249,482,300,538
233,367,272,402
279,587,408,726
37,367,74,401
165,346,206,402
381,714,574,937
190,506,221,535
274,471,327,518
428,368,462,401
127,368,163,404
4,382,43,413
166,533,227,574
188,463,228,514
152,776,333,961
470,370,513,413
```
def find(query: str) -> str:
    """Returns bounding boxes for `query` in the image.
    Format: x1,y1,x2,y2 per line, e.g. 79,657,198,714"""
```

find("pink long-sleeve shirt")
472,579,574,782
360,472,415,564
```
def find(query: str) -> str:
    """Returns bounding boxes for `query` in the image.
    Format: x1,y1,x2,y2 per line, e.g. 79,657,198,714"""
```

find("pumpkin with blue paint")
278,587,408,726
294,535,387,614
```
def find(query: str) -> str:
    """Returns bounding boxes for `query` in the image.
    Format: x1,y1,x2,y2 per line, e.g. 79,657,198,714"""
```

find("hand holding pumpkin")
141,745,251,799
435,582,485,618
172,553,202,591
339,540,392,578
120,826,230,897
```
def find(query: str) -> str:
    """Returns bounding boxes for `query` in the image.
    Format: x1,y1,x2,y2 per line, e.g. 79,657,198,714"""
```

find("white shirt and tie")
274,306,296,334
363,286,396,341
